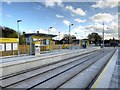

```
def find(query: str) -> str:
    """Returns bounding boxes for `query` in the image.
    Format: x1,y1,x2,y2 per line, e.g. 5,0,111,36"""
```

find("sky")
1,0,119,40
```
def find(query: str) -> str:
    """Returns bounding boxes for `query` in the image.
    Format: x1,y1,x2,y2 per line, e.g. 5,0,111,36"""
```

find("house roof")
24,33,57,38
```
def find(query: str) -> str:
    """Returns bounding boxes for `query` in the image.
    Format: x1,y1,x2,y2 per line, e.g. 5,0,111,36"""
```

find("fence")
1,45,30,56
1,44,81,57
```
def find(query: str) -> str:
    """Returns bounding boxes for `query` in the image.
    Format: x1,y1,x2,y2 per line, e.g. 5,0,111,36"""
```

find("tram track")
0,48,98,79
1,49,101,88
1,48,115,89
30,49,114,89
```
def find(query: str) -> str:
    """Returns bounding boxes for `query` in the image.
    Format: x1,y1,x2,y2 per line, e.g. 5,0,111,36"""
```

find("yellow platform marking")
92,51,115,89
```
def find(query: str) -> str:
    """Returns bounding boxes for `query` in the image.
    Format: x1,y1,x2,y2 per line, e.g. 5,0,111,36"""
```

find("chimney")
23,32,25,35
37,31,39,33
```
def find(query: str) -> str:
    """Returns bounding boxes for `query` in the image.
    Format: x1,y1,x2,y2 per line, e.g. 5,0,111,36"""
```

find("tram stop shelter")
80,39,90,48
24,32,57,55
0,38,18,56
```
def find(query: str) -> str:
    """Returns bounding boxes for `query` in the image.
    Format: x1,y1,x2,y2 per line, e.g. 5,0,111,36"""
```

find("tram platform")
0,47,100,77
92,48,119,89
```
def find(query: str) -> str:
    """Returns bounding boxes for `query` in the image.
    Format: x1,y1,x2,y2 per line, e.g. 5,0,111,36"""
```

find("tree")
88,33,102,45
0,26,25,45
61,34,76,44
1,26,18,38
19,35,26,45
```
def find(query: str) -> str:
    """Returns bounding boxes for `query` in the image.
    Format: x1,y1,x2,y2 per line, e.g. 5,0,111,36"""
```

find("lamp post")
58,31,60,40
69,24,73,44
85,30,86,38
48,27,52,51
17,20,22,56
102,22,104,52
58,31,62,50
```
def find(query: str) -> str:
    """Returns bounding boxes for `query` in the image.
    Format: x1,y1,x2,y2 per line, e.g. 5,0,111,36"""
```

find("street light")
47,27,52,51
17,20,22,56
85,30,86,38
69,24,73,44
58,31,60,40
102,22,104,51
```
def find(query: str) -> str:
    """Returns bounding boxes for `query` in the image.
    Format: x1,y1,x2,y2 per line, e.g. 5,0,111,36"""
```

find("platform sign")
6,43,12,51
13,43,18,50
0,43,5,51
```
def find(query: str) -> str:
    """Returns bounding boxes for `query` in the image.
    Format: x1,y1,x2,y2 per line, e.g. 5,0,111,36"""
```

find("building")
0,38,18,56
24,31,57,55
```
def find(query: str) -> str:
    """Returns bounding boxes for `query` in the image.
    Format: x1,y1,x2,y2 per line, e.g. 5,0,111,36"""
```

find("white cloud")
35,28,57,35
74,18,86,23
34,5,41,11
47,28,64,40
71,14,75,17
25,30,35,33
4,0,12,4
49,28,58,34
104,33,118,39
44,0,64,7
25,28,65,40
26,28,56,35
85,22,118,39
34,28,64,40
63,20,71,26
56,14,64,18
6,14,12,17
53,31,64,40
36,29,47,34
90,13,115,23
85,23,103,32
70,26,87,39
65,5,86,16
91,0,119,8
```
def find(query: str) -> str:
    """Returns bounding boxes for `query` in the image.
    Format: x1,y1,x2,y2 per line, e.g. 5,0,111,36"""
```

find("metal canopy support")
29,36,35,55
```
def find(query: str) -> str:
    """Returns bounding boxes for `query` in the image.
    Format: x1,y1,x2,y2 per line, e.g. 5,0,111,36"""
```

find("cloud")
71,14,75,17
74,18,86,23
49,28,65,40
44,0,64,7
91,0,119,8
90,13,115,23
56,14,64,18
25,27,65,40
63,20,71,26
65,5,86,16
85,22,118,39
36,29,47,34
5,0,12,4
6,14,12,17
32,28,64,40
70,26,87,39
34,5,41,11
85,23,103,32
104,33,118,39
25,30,35,33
